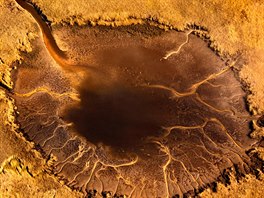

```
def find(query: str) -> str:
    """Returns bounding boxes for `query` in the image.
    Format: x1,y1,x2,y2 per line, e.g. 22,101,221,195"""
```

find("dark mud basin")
12,20,257,197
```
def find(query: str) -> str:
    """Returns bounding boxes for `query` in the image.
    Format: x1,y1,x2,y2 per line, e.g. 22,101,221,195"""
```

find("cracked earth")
5,0,262,197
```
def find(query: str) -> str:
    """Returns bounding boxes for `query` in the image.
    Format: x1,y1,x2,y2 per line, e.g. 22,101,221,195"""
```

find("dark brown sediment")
12,1,261,197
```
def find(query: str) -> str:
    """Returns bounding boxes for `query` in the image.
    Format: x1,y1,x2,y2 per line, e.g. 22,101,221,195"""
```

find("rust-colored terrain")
1,0,264,197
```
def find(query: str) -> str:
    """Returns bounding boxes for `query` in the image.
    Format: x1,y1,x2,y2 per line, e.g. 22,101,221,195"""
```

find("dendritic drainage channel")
11,0,261,197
